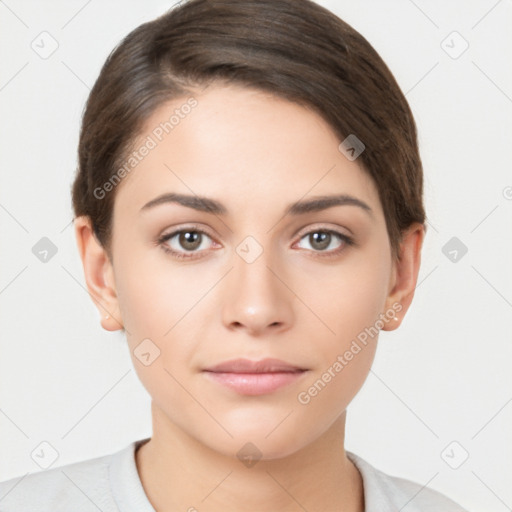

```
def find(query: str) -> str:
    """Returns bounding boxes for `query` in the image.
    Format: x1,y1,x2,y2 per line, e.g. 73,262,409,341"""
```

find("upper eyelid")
160,224,215,239
161,223,349,238
294,223,351,238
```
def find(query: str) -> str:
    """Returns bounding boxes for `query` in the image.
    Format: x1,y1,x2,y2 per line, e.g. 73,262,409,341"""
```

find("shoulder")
347,451,469,512
0,447,119,512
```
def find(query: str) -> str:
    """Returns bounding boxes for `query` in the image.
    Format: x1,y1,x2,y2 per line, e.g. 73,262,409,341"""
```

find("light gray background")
1,1,511,510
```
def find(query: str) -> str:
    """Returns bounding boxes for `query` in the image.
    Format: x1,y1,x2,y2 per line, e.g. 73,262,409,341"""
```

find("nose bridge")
221,233,293,333
234,233,281,304
236,238,275,293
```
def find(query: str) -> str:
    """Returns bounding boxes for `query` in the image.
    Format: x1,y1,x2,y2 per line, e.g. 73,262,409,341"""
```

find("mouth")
202,358,308,395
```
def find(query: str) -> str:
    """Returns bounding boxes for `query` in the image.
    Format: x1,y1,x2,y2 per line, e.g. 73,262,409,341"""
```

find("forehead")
112,83,382,221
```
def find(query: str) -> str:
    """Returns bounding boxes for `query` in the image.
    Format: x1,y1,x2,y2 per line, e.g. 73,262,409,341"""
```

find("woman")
0,0,468,510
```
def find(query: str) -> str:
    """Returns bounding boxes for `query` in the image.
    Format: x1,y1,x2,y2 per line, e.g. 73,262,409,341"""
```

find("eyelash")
157,225,355,261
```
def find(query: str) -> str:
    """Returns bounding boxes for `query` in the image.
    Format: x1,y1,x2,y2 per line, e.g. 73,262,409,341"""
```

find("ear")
381,222,425,331
73,215,124,331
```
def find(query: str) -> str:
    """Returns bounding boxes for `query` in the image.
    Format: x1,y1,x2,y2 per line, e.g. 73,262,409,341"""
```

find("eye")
157,226,217,260
157,226,354,261
295,228,354,257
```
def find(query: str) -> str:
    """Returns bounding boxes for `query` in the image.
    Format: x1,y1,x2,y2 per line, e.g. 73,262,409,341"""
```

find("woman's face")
97,83,411,459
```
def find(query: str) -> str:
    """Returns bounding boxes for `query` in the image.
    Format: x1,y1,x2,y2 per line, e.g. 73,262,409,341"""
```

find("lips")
203,357,306,374
202,358,308,395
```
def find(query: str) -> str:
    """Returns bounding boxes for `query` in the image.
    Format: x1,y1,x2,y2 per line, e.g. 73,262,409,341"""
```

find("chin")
195,420,317,462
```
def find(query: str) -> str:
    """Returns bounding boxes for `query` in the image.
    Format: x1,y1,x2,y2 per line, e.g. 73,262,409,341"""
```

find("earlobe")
381,222,425,332
73,216,124,331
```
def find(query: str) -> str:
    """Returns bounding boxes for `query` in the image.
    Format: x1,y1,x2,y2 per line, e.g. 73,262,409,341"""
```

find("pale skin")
74,83,424,512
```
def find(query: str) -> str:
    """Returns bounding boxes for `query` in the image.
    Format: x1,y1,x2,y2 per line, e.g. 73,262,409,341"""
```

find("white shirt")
0,437,468,511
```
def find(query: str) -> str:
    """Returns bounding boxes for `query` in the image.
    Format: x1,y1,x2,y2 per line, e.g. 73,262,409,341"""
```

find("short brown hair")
71,0,425,262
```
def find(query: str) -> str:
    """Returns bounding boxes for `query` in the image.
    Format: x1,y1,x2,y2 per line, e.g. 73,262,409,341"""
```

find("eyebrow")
140,192,372,217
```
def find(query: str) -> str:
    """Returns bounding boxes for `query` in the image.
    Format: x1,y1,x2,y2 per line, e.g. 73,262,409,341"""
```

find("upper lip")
203,358,306,373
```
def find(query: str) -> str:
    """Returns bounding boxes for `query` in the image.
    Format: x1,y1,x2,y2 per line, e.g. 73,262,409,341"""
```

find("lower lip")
203,371,307,395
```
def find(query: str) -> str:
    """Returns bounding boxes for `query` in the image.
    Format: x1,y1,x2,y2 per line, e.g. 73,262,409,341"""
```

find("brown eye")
177,231,202,251
158,228,216,260
296,229,354,257
298,230,341,252
308,231,332,251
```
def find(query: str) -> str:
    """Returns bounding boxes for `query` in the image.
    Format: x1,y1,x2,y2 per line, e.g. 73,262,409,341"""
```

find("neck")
135,402,364,512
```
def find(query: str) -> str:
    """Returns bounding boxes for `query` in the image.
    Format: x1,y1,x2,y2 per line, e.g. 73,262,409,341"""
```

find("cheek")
116,268,200,412
295,246,390,395
300,252,391,343
114,254,212,382
294,261,388,422
115,248,205,334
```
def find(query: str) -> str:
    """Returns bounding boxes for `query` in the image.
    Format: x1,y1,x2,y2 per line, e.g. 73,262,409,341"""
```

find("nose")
221,247,294,336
